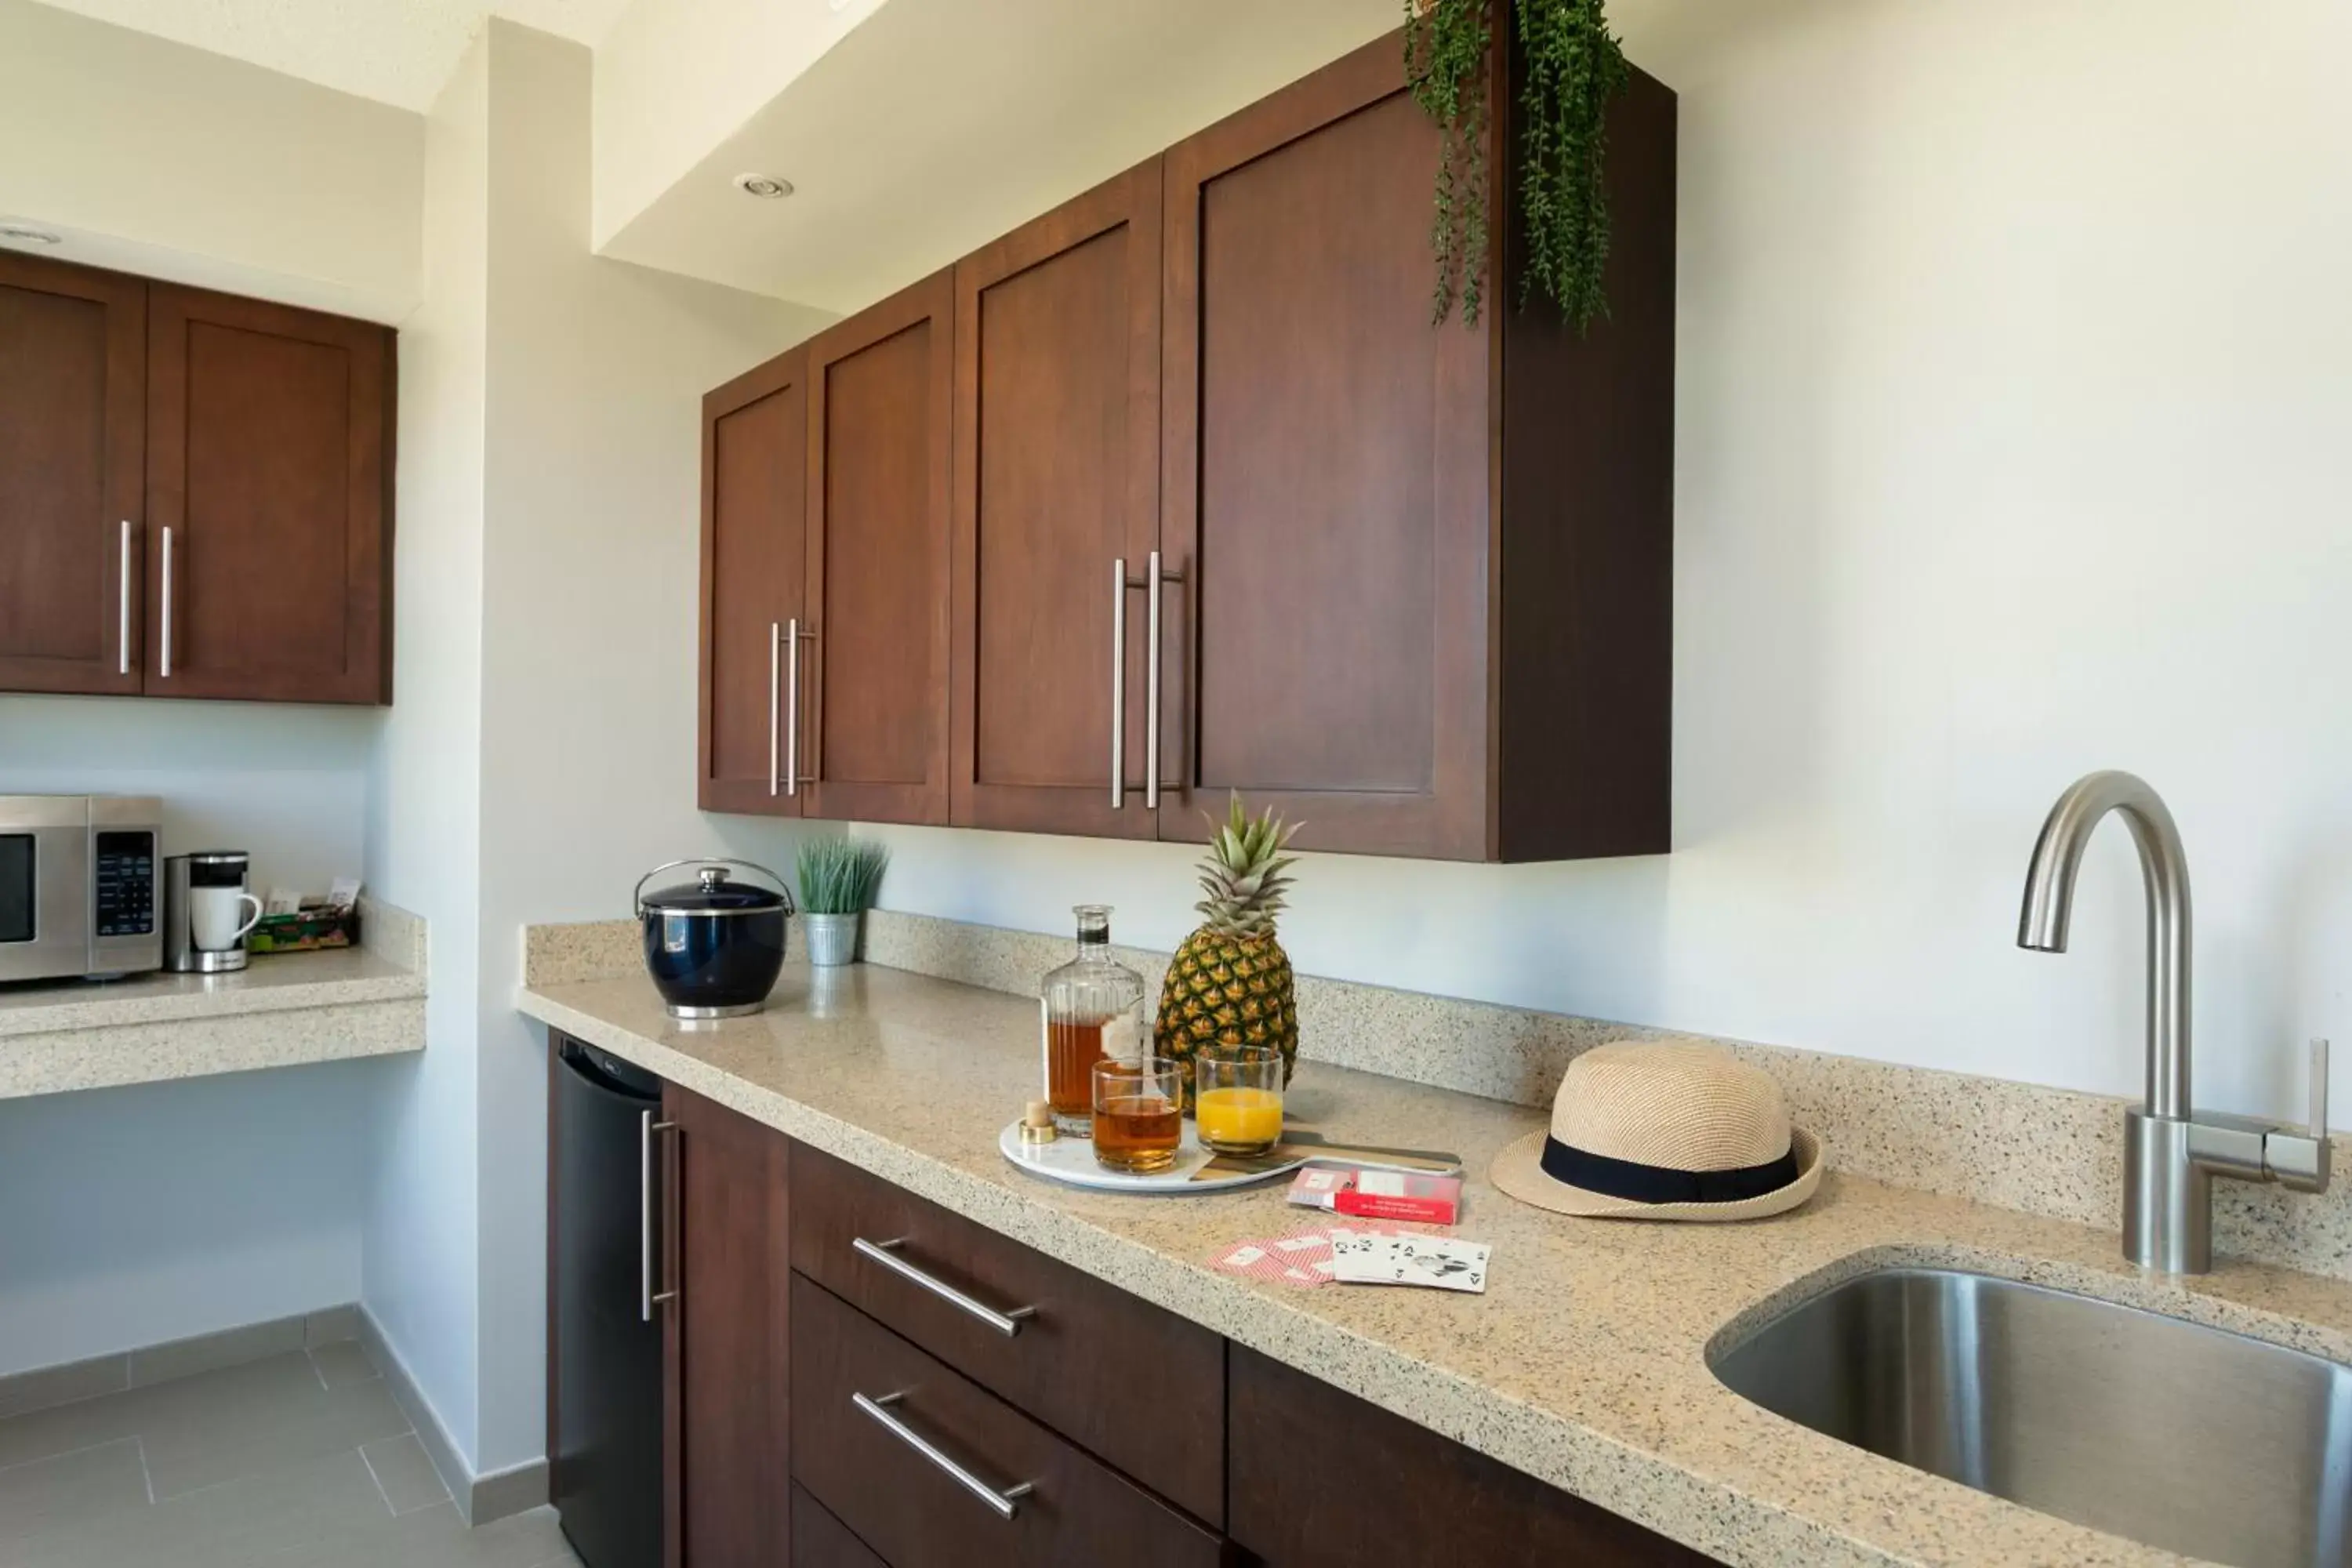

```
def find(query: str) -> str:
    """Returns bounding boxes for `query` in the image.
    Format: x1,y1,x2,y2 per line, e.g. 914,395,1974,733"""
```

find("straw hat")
1490,1040,1824,1221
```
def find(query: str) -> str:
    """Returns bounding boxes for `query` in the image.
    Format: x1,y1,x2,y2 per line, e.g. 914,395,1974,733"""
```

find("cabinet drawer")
792,1276,1225,1568
791,1142,1225,1523
790,1483,887,1567
1230,1346,1708,1566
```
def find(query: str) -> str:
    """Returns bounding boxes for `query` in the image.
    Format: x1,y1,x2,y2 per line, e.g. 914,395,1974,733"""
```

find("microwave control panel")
94,831,157,938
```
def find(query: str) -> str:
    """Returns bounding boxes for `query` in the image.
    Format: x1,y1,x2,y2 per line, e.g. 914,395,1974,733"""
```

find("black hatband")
1538,1136,1798,1205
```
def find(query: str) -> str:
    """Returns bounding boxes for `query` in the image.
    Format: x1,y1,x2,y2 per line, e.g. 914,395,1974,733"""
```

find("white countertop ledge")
0,946,426,1098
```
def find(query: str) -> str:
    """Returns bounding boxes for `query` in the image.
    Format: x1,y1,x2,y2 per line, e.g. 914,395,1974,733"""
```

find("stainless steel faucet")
2016,770,2331,1273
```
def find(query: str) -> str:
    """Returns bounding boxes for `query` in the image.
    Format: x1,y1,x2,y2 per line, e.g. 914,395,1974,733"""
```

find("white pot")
803,911,861,967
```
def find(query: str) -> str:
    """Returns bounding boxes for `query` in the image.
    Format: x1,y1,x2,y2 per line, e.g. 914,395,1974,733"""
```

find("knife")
1190,1136,1464,1181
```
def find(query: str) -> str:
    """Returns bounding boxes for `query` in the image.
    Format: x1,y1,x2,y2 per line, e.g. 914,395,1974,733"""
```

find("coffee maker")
163,851,262,973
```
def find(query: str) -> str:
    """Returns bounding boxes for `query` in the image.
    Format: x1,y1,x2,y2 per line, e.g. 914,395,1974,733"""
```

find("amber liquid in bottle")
1091,1091,1181,1173
1038,906,1145,1138
1045,1017,1112,1126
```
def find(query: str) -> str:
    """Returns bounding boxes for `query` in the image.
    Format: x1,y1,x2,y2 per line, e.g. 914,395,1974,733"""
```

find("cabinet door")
699,350,810,815
146,285,392,703
789,1483,887,1567
802,271,953,825
0,253,145,696
1229,1347,1708,1566
1162,38,1492,858
950,162,1162,839
662,1084,791,1567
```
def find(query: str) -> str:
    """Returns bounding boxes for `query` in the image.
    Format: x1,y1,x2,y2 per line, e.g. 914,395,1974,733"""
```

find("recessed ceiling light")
0,224,63,246
733,173,795,200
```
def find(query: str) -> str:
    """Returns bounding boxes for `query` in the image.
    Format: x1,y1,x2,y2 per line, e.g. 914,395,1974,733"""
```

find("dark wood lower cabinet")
549,1042,1708,1568
1229,1345,1709,1567
790,1142,1225,1526
789,1483,888,1568
790,1276,1225,1568
663,1083,792,1568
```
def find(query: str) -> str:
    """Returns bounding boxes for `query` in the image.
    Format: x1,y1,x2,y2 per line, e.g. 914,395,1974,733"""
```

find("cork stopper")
1018,1099,1058,1145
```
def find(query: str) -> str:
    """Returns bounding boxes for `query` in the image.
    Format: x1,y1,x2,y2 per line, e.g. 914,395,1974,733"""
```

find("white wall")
362,31,493,1473
363,20,822,1479
0,1063,381,1377
472,20,823,1475
0,697,374,895
858,0,2352,1129
0,0,423,321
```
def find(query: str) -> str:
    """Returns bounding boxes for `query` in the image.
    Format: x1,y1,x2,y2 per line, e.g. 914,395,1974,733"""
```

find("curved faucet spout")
2016,770,2192,1121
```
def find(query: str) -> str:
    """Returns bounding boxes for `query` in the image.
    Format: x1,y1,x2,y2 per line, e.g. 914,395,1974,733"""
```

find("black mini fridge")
552,1040,665,1568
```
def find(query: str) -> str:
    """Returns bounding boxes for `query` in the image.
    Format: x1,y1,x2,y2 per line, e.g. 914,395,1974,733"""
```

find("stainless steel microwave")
0,797,163,983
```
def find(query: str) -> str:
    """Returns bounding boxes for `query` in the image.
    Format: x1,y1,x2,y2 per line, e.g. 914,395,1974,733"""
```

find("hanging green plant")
1403,0,1628,331
1403,0,1491,327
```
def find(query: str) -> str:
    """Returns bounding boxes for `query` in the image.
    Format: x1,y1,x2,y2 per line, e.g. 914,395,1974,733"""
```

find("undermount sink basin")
1709,1268,2352,1568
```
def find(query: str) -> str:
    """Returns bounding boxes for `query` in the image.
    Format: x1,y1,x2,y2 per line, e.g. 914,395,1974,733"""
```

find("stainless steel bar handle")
117,521,132,676
1145,552,1186,808
1145,550,1163,810
852,1391,1035,1519
1110,557,1127,808
158,525,174,679
641,1112,680,1320
785,616,801,799
852,1236,1036,1337
768,622,782,797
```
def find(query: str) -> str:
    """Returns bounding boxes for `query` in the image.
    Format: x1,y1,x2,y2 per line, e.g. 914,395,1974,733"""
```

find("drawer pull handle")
852,1236,1036,1337
853,1390,1035,1520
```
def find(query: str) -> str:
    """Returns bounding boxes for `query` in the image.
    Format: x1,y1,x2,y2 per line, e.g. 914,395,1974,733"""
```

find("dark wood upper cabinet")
1159,32,1675,861
699,349,811,815
800,270,955,826
662,1083,793,1568
949,162,1163,840
697,27,1673,858
0,252,146,696
145,282,394,705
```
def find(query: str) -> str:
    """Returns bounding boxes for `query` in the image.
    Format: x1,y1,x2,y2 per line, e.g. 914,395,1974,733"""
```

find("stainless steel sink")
1709,1268,2352,1567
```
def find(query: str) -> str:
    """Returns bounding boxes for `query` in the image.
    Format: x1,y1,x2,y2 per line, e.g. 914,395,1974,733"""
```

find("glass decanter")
1039,905,1145,1137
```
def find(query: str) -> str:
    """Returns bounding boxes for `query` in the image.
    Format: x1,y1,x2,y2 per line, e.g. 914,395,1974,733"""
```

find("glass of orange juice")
1194,1046,1284,1156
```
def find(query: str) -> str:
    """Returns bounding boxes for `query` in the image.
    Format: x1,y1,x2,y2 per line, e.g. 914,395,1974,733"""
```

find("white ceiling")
601,0,1404,314
595,0,1706,316
24,0,636,110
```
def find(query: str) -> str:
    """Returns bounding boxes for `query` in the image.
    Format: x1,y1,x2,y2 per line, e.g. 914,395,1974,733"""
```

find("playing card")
1328,1231,1490,1293
1212,1230,1339,1287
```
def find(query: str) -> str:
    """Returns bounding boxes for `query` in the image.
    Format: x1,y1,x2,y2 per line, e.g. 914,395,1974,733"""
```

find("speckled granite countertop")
0,944,426,1098
520,961,2352,1568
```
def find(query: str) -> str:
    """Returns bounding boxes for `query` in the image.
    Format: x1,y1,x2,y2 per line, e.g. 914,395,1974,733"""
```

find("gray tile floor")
0,1340,581,1567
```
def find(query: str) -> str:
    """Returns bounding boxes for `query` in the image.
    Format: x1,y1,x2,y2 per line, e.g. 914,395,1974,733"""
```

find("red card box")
1286,1166,1462,1225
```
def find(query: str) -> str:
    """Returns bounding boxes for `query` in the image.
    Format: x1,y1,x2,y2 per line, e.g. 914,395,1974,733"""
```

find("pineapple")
1155,794,1303,1105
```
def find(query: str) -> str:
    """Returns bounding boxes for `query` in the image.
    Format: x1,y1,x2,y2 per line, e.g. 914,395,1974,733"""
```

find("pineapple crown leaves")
1193,793,1302,939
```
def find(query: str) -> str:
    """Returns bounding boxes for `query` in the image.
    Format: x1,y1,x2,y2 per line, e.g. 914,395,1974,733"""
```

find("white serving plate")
997,1120,1287,1194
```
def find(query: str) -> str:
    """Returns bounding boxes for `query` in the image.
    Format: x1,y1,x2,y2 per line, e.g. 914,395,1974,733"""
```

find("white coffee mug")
191,887,263,951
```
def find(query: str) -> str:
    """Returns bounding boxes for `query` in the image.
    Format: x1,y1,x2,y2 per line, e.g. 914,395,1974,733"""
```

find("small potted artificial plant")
794,837,889,967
